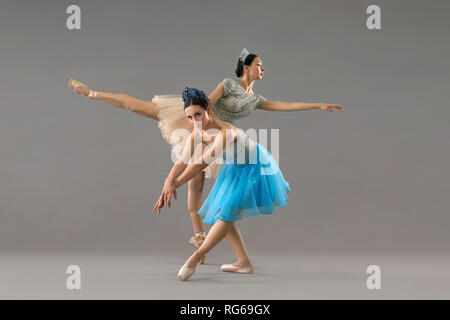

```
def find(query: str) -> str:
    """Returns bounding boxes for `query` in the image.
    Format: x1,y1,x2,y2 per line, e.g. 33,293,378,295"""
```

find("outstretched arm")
259,100,343,112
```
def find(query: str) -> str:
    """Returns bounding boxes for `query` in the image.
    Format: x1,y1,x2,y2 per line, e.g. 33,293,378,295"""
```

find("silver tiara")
239,48,250,63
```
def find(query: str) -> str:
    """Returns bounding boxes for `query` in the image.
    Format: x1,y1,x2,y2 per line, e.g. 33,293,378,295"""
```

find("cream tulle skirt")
153,94,221,179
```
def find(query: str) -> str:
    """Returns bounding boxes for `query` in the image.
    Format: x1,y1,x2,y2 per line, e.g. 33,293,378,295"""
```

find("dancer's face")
185,105,210,130
244,56,264,80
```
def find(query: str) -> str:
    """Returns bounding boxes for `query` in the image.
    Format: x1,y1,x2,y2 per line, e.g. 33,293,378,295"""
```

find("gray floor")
1,251,449,299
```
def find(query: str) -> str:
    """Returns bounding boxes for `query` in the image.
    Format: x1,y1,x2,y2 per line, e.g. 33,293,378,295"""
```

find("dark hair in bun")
235,53,258,78
182,87,210,110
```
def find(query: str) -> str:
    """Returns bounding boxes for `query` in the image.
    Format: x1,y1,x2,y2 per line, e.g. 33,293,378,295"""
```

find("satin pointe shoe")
177,262,198,281
220,263,254,274
68,78,96,99
189,231,206,264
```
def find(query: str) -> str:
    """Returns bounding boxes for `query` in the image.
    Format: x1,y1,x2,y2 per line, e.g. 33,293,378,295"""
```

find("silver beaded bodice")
212,78,266,124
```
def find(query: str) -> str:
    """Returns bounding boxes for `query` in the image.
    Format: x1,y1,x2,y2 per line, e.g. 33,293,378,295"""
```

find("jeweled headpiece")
182,87,207,103
239,48,250,64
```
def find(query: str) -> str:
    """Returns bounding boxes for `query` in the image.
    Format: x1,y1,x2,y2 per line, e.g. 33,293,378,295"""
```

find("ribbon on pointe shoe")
87,90,97,99
189,232,207,264
189,232,206,248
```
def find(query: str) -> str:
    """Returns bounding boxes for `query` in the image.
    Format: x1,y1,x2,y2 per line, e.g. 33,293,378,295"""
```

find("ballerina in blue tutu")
153,87,290,281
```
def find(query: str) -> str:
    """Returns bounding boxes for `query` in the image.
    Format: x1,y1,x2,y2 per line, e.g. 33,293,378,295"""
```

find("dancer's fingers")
158,201,165,214
332,104,343,111
164,192,170,208
155,197,163,212
153,197,160,212
154,195,164,213
153,200,160,212
161,193,166,207
174,190,177,200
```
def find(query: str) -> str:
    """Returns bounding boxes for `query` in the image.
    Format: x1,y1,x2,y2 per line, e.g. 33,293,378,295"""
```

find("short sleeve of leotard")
255,93,267,109
220,78,234,96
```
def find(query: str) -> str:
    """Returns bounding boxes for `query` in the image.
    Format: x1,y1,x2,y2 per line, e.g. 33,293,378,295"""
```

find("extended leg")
93,91,160,120
69,79,160,119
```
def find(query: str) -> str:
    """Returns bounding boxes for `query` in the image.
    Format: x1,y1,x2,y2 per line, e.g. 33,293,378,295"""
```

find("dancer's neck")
239,76,255,94
203,116,213,131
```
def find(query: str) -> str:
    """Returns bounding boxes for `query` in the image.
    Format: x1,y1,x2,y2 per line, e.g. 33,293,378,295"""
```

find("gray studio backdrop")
1,0,449,255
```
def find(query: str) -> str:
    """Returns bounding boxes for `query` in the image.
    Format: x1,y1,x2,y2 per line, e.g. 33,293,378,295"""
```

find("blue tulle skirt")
197,141,290,225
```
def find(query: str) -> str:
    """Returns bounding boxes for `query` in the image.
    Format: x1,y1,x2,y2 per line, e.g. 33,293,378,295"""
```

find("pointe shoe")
220,263,254,274
177,262,198,281
189,232,207,264
68,78,96,99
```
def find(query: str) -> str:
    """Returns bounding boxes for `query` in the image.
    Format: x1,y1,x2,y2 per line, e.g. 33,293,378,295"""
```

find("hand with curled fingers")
319,103,344,112
152,178,178,214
